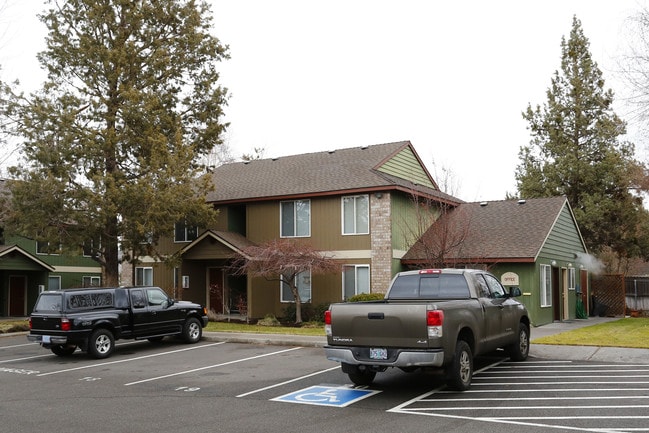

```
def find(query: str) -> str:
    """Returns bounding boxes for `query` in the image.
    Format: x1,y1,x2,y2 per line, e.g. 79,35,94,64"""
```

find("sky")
1,0,647,201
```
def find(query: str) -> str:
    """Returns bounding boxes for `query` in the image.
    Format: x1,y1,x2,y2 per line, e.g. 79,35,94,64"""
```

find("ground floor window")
280,270,311,303
135,267,153,286
48,276,61,291
343,265,370,299
541,264,552,307
82,276,101,287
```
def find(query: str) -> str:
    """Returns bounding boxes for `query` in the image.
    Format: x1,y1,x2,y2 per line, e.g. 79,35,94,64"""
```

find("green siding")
491,204,588,327
376,147,436,189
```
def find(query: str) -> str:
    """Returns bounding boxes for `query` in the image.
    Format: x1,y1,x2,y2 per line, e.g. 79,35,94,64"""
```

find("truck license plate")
370,348,387,360
42,335,51,344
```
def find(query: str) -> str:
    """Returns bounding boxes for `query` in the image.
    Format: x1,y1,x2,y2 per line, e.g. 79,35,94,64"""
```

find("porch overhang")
0,244,56,272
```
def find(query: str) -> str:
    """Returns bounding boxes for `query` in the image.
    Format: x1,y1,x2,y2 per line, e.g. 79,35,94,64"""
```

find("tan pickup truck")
324,268,530,390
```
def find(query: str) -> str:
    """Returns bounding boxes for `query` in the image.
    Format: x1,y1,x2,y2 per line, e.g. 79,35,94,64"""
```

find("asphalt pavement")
202,315,649,364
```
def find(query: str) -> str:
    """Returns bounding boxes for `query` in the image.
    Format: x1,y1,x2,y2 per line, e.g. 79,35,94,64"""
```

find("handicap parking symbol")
272,385,381,407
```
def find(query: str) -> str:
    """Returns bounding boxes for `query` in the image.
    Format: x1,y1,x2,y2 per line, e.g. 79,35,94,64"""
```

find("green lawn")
0,319,326,336
532,317,649,349
204,321,326,336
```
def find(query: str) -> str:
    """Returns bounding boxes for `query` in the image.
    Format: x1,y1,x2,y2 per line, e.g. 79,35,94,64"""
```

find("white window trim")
280,270,312,303
540,264,552,307
280,199,311,238
48,275,62,291
83,276,101,287
174,221,198,243
135,266,154,286
568,267,576,290
341,195,370,236
342,264,370,299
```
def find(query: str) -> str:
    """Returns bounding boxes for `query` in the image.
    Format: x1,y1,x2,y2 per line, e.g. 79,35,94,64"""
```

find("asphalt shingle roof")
402,196,571,263
207,141,460,205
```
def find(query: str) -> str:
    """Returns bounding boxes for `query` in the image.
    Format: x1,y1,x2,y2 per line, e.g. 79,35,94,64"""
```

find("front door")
9,276,27,316
209,268,225,314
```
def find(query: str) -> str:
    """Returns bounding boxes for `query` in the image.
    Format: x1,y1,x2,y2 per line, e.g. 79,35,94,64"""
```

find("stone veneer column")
370,192,393,294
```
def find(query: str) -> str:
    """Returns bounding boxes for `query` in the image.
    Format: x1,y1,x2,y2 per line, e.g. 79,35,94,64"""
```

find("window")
82,276,101,287
280,200,310,237
483,273,506,298
280,270,311,303
135,267,153,286
37,241,60,255
343,265,370,299
48,276,61,291
568,267,576,290
83,238,100,257
175,221,198,242
342,195,369,235
146,288,169,306
541,264,552,307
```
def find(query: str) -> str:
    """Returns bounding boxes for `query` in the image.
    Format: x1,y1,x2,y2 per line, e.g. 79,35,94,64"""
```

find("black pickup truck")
28,286,208,359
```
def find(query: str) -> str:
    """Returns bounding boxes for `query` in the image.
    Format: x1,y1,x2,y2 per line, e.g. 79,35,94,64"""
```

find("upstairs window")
342,195,369,235
175,222,198,242
36,241,60,255
280,200,310,237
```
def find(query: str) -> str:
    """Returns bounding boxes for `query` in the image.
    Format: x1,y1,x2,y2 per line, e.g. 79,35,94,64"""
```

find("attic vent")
518,199,526,205
272,157,278,161
480,202,488,207
361,145,369,150
328,150,335,154
243,161,250,165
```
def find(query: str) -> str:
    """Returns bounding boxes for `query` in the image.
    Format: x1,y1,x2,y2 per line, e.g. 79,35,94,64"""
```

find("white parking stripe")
37,342,226,376
236,365,340,398
0,354,53,363
0,342,37,350
124,346,303,386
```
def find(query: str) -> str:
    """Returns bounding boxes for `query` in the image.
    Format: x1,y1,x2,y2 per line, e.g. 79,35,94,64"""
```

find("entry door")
9,276,27,316
552,267,560,321
562,268,570,320
209,268,225,314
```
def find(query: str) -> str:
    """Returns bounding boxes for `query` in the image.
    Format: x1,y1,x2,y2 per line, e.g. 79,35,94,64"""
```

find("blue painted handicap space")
271,385,381,408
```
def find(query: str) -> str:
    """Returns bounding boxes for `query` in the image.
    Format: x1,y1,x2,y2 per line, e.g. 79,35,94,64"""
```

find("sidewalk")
203,315,649,364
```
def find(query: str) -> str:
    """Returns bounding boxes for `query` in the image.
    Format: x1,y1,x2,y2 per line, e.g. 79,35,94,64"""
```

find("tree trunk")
103,215,120,286
291,285,302,324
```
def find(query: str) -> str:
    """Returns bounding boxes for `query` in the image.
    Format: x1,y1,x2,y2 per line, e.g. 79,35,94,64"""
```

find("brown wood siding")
376,147,435,189
182,238,235,260
247,202,280,242
246,197,371,251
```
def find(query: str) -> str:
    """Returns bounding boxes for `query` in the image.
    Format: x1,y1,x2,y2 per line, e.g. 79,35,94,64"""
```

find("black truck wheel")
182,317,202,343
87,328,115,359
507,322,530,361
446,340,473,391
51,344,77,357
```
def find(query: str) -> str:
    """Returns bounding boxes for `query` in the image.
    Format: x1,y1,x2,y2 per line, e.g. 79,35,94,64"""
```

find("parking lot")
2,334,648,433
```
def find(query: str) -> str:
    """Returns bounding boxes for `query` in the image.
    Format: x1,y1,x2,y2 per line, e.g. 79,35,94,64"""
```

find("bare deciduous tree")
230,239,339,324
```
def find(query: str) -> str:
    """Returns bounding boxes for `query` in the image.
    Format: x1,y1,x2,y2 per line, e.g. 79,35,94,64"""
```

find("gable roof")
178,230,256,258
0,244,56,272
402,196,585,264
207,141,461,205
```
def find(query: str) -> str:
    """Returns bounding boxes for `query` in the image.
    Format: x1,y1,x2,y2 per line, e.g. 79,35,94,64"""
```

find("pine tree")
0,0,229,284
517,16,649,259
